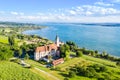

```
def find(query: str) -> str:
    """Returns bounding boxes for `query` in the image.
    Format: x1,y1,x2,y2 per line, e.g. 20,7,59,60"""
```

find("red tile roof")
52,58,64,66
35,44,58,53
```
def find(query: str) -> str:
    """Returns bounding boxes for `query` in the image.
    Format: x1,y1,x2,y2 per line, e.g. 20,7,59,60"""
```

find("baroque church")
34,35,63,61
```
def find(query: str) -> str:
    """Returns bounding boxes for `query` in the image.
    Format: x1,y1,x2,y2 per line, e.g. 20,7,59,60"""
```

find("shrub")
98,77,104,80
76,51,83,57
64,77,69,80
102,74,111,80
92,64,101,72
94,73,101,78
87,67,96,73
55,67,61,71
99,66,107,72
84,70,94,78
68,71,76,78
116,62,120,66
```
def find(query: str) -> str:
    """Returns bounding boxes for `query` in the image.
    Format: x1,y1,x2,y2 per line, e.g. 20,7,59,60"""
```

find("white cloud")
0,3,120,23
11,11,24,15
95,2,114,6
19,12,24,15
85,11,93,15
37,13,44,15
11,11,18,15
69,10,76,15
76,5,120,16
1,13,120,23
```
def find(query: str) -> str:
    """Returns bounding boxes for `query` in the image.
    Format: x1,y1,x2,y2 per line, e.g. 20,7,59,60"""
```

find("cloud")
11,11,18,15
68,5,120,16
11,11,24,15
19,12,24,15
69,10,76,15
85,11,93,16
94,2,114,6
0,2,120,23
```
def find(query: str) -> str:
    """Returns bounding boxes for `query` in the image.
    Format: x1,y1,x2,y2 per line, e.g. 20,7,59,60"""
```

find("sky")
0,0,120,23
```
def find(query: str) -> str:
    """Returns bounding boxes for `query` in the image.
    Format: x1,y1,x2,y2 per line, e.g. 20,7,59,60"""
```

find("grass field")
25,60,65,80
0,61,45,80
0,35,20,44
1,55,119,80
82,55,117,67
0,28,12,32
26,55,120,80
0,35,8,44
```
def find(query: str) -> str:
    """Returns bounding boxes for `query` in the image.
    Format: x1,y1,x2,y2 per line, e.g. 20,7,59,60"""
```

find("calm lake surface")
23,23,120,57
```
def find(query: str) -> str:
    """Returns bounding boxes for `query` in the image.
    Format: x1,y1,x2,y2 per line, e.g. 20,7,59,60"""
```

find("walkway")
34,67,60,80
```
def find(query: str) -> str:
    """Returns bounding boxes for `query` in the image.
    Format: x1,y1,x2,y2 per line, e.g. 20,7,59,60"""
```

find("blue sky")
0,0,120,23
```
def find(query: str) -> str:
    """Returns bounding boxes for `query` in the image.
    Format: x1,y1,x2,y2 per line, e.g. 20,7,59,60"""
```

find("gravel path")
34,67,60,80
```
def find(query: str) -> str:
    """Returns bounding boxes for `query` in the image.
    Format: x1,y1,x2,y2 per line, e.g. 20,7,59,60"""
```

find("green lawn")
82,55,117,67
0,61,45,80
0,35,20,44
25,55,120,80
0,28,12,32
57,57,89,70
25,60,64,80
0,35,8,44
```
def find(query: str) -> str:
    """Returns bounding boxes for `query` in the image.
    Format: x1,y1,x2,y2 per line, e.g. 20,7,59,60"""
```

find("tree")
60,45,66,58
116,62,120,66
76,51,83,57
68,71,76,78
66,41,77,51
101,51,107,58
65,51,70,60
18,49,22,57
25,53,29,59
89,50,95,56
0,44,13,61
8,35,15,46
99,66,107,72
95,50,98,54
84,70,93,77
64,77,69,80
60,44,70,58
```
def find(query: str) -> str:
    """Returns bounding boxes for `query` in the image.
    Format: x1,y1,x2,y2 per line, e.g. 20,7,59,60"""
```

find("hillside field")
0,61,45,80
0,35,20,44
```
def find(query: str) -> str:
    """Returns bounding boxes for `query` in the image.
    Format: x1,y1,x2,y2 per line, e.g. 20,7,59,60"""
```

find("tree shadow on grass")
59,72,69,77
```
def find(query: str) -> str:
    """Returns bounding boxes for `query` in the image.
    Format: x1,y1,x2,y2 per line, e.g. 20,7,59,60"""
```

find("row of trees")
60,41,83,60
66,64,112,80
0,43,13,61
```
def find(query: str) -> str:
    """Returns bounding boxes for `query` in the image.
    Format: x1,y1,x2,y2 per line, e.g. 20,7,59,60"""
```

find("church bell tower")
55,35,60,47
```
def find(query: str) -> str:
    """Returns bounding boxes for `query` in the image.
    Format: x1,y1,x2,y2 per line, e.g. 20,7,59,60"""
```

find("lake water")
23,23,120,57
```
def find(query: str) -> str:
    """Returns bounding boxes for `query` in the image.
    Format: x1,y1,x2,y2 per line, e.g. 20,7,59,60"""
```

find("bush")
92,64,101,72
102,74,111,80
76,51,83,57
99,66,107,72
94,73,101,78
84,70,94,78
68,71,76,78
55,67,61,71
64,77,69,80
116,62,120,66
87,67,96,73
98,77,104,80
